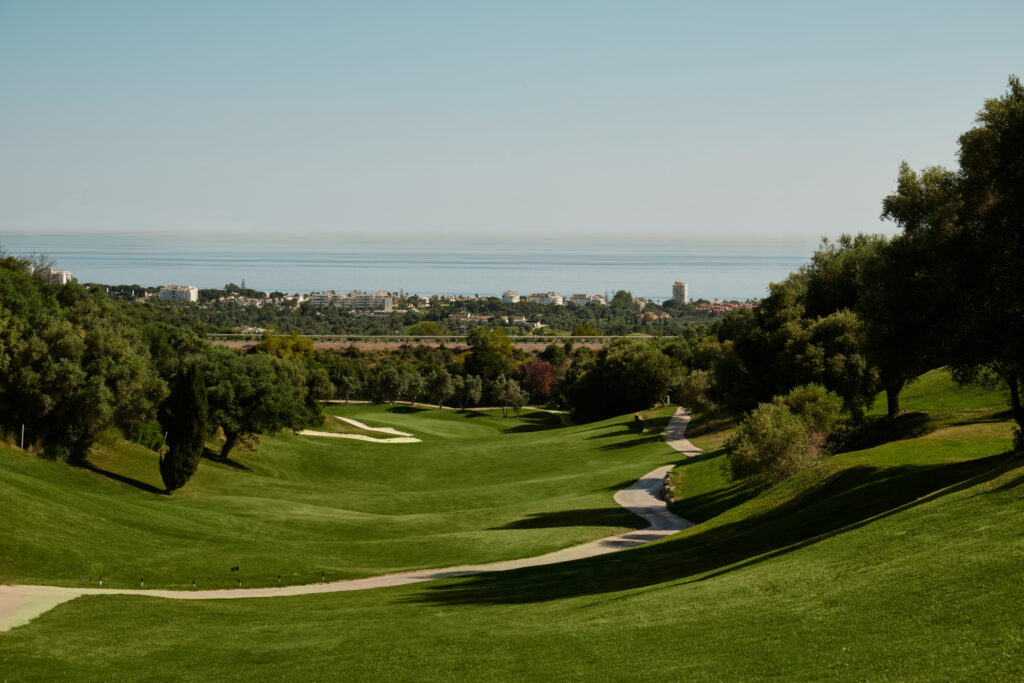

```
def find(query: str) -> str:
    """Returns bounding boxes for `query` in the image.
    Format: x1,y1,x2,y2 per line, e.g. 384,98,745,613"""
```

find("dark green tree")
203,347,314,460
452,374,483,409
464,327,513,381
426,368,455,407
159,364,208,492
882,76,1024,433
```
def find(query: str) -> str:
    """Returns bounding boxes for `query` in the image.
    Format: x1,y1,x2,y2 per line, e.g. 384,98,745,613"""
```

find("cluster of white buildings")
501,290,609,306
30,266,74,286
158,284,199,303
307,290,394,311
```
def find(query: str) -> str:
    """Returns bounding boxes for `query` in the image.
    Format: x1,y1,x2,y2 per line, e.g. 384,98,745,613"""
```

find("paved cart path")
0,408,700,631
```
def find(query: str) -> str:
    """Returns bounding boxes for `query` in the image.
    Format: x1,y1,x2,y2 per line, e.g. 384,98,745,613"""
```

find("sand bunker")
299,415,421,443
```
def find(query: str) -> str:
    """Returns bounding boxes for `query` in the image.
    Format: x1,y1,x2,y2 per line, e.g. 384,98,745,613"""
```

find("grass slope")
2,371,1023,680
0,405,677,589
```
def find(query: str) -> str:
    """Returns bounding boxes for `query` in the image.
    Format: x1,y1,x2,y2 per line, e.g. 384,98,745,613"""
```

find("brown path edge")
0,408,700,631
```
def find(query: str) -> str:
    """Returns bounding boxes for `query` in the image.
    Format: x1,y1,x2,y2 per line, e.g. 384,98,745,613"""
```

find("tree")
521,358,555,403
337,374,363,404
882,76,1024,435
674,369,718,432
564,338,676,421
464,327,513,381
1,279,167,464
404,372,426,405
610,290,634,308
372,364,408,403
256,330,315,359
491,377,528,418
571,322,599,336
789,310,878,419
406,321,445,336
858,234,940,417
159,364,208,492
426,368,454,407
452,374,483,409
203,348,315,460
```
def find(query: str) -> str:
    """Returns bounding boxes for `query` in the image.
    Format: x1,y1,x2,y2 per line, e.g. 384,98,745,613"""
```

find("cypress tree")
159,364,208,492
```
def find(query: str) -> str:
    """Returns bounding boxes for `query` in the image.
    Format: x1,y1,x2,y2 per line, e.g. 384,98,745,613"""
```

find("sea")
0,232,819,302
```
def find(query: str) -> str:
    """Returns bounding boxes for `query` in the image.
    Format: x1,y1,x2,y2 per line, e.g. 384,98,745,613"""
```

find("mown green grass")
0,405,678,590
3,372,1023,680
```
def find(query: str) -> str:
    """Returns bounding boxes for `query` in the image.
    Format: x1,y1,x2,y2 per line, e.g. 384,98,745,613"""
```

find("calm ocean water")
0,233,816,301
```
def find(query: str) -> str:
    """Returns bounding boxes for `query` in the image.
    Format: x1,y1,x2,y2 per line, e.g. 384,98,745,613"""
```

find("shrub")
773,384,845,438
725,402,819,486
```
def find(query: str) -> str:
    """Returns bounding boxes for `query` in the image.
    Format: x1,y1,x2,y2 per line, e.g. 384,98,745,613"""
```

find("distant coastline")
0,232,814,301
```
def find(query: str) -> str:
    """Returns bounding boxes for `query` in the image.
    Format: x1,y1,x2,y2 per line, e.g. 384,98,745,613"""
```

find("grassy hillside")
2,371,1022,680
0,405,678,589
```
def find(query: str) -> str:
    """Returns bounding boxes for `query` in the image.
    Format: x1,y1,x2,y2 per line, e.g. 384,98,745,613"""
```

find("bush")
773,384,845,438
725,403,819,486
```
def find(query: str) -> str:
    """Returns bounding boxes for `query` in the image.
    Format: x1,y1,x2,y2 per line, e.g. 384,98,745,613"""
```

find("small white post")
21,424,25,449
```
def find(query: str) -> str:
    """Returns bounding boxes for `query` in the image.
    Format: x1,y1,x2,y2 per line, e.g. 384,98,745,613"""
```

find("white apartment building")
673,281,689,305
308,290,393,311
569,293,608,306
527,292,564,306
502,290,520,304
159,284,199,303
32,267,74,286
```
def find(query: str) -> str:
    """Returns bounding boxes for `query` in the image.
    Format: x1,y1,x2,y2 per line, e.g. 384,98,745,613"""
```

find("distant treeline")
115,288,722,337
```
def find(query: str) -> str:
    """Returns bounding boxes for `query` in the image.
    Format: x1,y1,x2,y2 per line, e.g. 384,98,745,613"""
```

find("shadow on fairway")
201,448,251,472
671,480,760,524
491,507,643,530
501,411,565,434
387,405,429,414
81,462,167,495
409,451,1020,606
839,412,932,453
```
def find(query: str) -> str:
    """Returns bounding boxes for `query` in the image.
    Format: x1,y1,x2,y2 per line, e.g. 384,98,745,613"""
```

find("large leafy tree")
883,76,1024,433
566,338,678,421
426,368,455,407
1,277,166,463
203,347,314,460
463,327,513,381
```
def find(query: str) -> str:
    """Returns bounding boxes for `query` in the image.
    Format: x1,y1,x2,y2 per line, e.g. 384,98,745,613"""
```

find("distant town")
24,262,759,337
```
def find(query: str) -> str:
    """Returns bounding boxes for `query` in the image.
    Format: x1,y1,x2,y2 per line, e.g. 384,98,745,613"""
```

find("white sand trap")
334,416,414,436
299,415,421,443
1,407,700,631
299,430,421,444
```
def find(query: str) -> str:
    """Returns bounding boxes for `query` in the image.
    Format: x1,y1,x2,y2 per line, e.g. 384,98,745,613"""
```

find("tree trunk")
220,431,240,460
1007,374,1024,432
885,379,905,418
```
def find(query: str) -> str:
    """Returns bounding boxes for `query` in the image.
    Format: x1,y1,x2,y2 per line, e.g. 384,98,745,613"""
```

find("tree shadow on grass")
671,480,760,524
599,434,669,451
201,448,251,472
839,412,932,453
490,508,644,530
387,405,429,414
593,478,643,493
80,462,167,495
501,411,564,434
407,451,1020,606
948,409,1014,427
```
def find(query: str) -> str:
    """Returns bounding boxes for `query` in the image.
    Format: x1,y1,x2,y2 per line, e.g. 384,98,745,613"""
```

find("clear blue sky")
1,1,1021,240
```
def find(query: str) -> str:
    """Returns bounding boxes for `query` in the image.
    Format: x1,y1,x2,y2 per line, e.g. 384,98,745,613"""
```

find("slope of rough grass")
0,405,677,589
